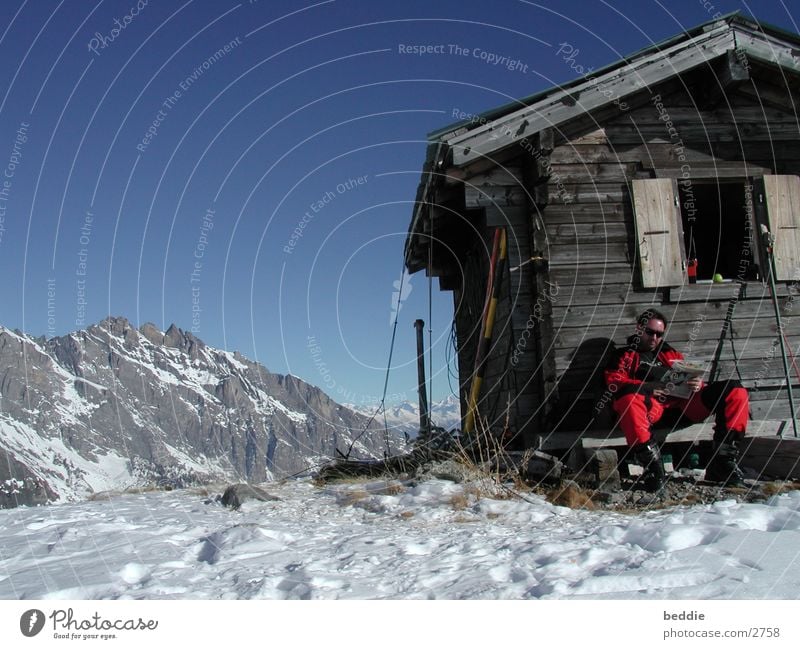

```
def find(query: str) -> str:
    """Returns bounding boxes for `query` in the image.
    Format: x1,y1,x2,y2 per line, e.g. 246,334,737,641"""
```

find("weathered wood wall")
429,62,800,449
538,80,800,439
450,181,544,447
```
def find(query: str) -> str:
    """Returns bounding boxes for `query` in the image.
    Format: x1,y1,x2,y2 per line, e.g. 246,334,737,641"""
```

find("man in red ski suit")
604,309,749,491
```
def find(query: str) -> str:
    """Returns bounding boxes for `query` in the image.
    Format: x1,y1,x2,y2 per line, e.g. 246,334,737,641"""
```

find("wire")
446,318,459,396
342,260,408,459
427,229,434,435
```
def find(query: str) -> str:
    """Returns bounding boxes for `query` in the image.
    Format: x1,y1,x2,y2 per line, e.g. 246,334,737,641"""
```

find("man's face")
636,317,666,352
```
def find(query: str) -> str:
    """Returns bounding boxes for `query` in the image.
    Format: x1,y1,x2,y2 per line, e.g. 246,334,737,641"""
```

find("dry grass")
451,407,529,500
449,493,471,510
337,489,370,506
512,448,537,491
88,482,247,502
87,484,161,501
452,514,480,524
760,481,800,496
379,482,406,496
545,483,597,510
673,492,703,505
331,479,410,508
87,491,117,502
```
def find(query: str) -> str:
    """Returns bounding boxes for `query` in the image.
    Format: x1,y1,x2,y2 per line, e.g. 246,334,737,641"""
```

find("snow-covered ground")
2,479,800,600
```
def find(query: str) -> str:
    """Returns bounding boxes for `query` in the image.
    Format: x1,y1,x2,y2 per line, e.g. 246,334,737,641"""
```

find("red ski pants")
613,382,749,447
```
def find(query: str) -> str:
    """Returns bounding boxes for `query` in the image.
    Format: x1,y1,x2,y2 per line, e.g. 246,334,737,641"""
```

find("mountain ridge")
0,316,402,508
343,394,461,436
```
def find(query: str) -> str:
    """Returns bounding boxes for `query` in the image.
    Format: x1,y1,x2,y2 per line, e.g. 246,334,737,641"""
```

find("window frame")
631,175,799,290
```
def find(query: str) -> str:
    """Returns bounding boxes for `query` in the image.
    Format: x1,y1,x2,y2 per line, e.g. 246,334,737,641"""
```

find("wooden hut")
404,14,800,465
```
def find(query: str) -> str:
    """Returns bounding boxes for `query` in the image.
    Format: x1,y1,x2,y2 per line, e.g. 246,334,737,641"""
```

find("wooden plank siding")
536,81,800,443
403,17,800,452
472,202,543,442
448,198,545,441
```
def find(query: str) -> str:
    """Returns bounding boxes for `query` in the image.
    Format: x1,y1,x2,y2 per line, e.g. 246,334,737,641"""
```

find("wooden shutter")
763,175,800,281
631,178,685,288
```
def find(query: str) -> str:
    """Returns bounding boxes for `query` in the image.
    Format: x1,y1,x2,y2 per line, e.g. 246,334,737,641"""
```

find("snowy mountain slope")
344,394,461,436
2,480,800,599
0,317,402,507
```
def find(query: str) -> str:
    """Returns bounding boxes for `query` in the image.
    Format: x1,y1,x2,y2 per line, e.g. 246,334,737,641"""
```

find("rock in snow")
221,483,281,509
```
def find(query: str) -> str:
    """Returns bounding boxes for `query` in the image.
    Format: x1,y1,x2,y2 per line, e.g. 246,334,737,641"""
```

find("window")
632,175,800,288
678,181,759,282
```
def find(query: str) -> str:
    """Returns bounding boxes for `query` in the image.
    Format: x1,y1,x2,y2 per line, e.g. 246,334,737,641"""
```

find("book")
661,358,709,399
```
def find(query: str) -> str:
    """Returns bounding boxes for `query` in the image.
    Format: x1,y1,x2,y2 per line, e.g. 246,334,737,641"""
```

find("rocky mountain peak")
139,322,163,345
0,317,403,508
162,323,205,358
96,315,134,337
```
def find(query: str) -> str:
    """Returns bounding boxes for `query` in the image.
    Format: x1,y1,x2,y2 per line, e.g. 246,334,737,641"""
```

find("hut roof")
404,12,800,271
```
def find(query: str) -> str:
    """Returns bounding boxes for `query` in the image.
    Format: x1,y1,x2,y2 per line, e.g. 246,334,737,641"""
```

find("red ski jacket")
604,340,684,398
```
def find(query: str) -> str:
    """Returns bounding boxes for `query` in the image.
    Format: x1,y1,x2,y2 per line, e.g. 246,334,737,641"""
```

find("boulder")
221,483,280,509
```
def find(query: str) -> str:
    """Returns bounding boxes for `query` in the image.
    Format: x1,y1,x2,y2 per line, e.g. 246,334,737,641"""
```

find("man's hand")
686,377,703,393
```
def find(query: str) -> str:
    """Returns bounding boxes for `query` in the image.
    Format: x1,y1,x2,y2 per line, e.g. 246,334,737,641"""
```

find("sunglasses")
643,327,665,338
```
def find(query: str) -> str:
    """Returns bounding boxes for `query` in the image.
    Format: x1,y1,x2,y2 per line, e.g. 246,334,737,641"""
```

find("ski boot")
632,440,666,494
705,430,745,487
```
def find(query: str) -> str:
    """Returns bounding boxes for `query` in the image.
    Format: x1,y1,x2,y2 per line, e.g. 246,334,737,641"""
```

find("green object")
689,453,700,469
713,273,724,283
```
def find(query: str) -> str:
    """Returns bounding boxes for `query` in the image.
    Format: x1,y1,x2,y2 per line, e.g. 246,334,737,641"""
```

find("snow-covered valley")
2,478,800,600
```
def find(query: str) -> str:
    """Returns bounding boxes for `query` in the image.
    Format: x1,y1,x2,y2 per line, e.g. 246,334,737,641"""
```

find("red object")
687,258,698,284
604,346,685,395
605,347,749,446
612,388,749,446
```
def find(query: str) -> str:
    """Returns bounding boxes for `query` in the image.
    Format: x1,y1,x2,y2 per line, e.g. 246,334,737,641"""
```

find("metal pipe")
761,224,799,438
414,319,430,439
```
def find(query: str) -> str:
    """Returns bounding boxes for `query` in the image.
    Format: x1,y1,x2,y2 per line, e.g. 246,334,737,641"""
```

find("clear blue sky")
1,0,798,406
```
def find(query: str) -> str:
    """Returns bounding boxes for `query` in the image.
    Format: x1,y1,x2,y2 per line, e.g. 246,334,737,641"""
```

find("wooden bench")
536,420,800,480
